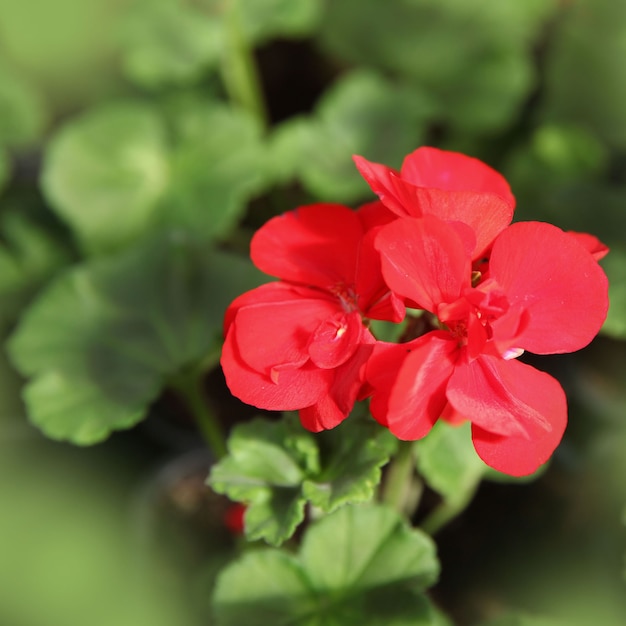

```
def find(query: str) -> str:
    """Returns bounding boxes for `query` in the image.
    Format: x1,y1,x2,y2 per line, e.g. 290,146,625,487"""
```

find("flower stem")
172,370,228,460
420,483,480,535
219,0,268,127
381,440,421,517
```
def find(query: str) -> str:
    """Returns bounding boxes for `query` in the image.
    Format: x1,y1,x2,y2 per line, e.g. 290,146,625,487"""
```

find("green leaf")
42,101,171,254
208,415,395,545
442,49,533,133
209,417,319,545
212,504,441,626
203,0,322,45
0,210,72,329
0,212,71,295
7,232,265,444
0,56,47,146
159,98,268,239
318,0,555,133
416,421,544,529
416,421,486,506
292,70,433,201
302,418,397,513
542,0,626,148
301,505,439,593
266,116,311,185
239,0,322,43
212,550,316,625
42,98,268,254
600,248,626,339
0,0,129,106
118,0,222,88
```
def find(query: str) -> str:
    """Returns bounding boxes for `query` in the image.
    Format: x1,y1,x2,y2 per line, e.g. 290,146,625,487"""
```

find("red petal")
375,216,471,312
355,148,515,257
364,291,406,323
221,326,331,410
223,282,294,335
467,359,567,476
300,335,375,432
413,189,513,257
447,354,559,442
233,291,337,374
400,147,515,208
355,200,398,230
308,310,363,369
354,225,405,322
251,204,364,289
367,332,458,439
352,155,419,217
567,231,609,261
441,402,467,426
488,222,609,354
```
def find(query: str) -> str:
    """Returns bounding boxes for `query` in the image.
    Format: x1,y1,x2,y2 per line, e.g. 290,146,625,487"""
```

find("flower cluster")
221,147,609,476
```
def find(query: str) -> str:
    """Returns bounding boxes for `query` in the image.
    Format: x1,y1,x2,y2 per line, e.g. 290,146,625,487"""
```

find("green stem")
220,0,268,127
172,371,227,460
381,440,420,516
420,482,479,535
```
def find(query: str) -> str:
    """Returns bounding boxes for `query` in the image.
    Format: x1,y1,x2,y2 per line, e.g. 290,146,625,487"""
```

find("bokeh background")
0,1,624,624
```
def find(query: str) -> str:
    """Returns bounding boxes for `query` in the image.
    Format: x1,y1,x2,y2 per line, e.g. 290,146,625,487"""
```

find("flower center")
437,283,525,360
329,282,359,314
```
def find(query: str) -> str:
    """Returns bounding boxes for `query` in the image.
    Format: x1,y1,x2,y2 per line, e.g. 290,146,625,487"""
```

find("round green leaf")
213,550,316,626
119,0,222,88
42,101,170,254
212,504,442,626
0,57,47,146
318,0,555,133
7,232,265,444
160,100,268,238
416,421,487,505
301,505,439,594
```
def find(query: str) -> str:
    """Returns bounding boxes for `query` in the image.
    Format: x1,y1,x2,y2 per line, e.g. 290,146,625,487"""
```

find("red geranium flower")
367,215,609,476
353,146,515,257
221,202,403,432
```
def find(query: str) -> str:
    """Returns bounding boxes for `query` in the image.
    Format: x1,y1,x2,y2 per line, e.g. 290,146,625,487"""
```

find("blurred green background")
0,0,624,624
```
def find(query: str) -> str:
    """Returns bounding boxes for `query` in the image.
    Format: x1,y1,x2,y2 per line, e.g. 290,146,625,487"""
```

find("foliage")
209,415,396,545
8,233,264,443
211,503,445,626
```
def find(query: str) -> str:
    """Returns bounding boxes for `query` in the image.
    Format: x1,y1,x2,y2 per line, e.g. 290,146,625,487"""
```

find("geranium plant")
209,147,609,623
1,2,624,626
